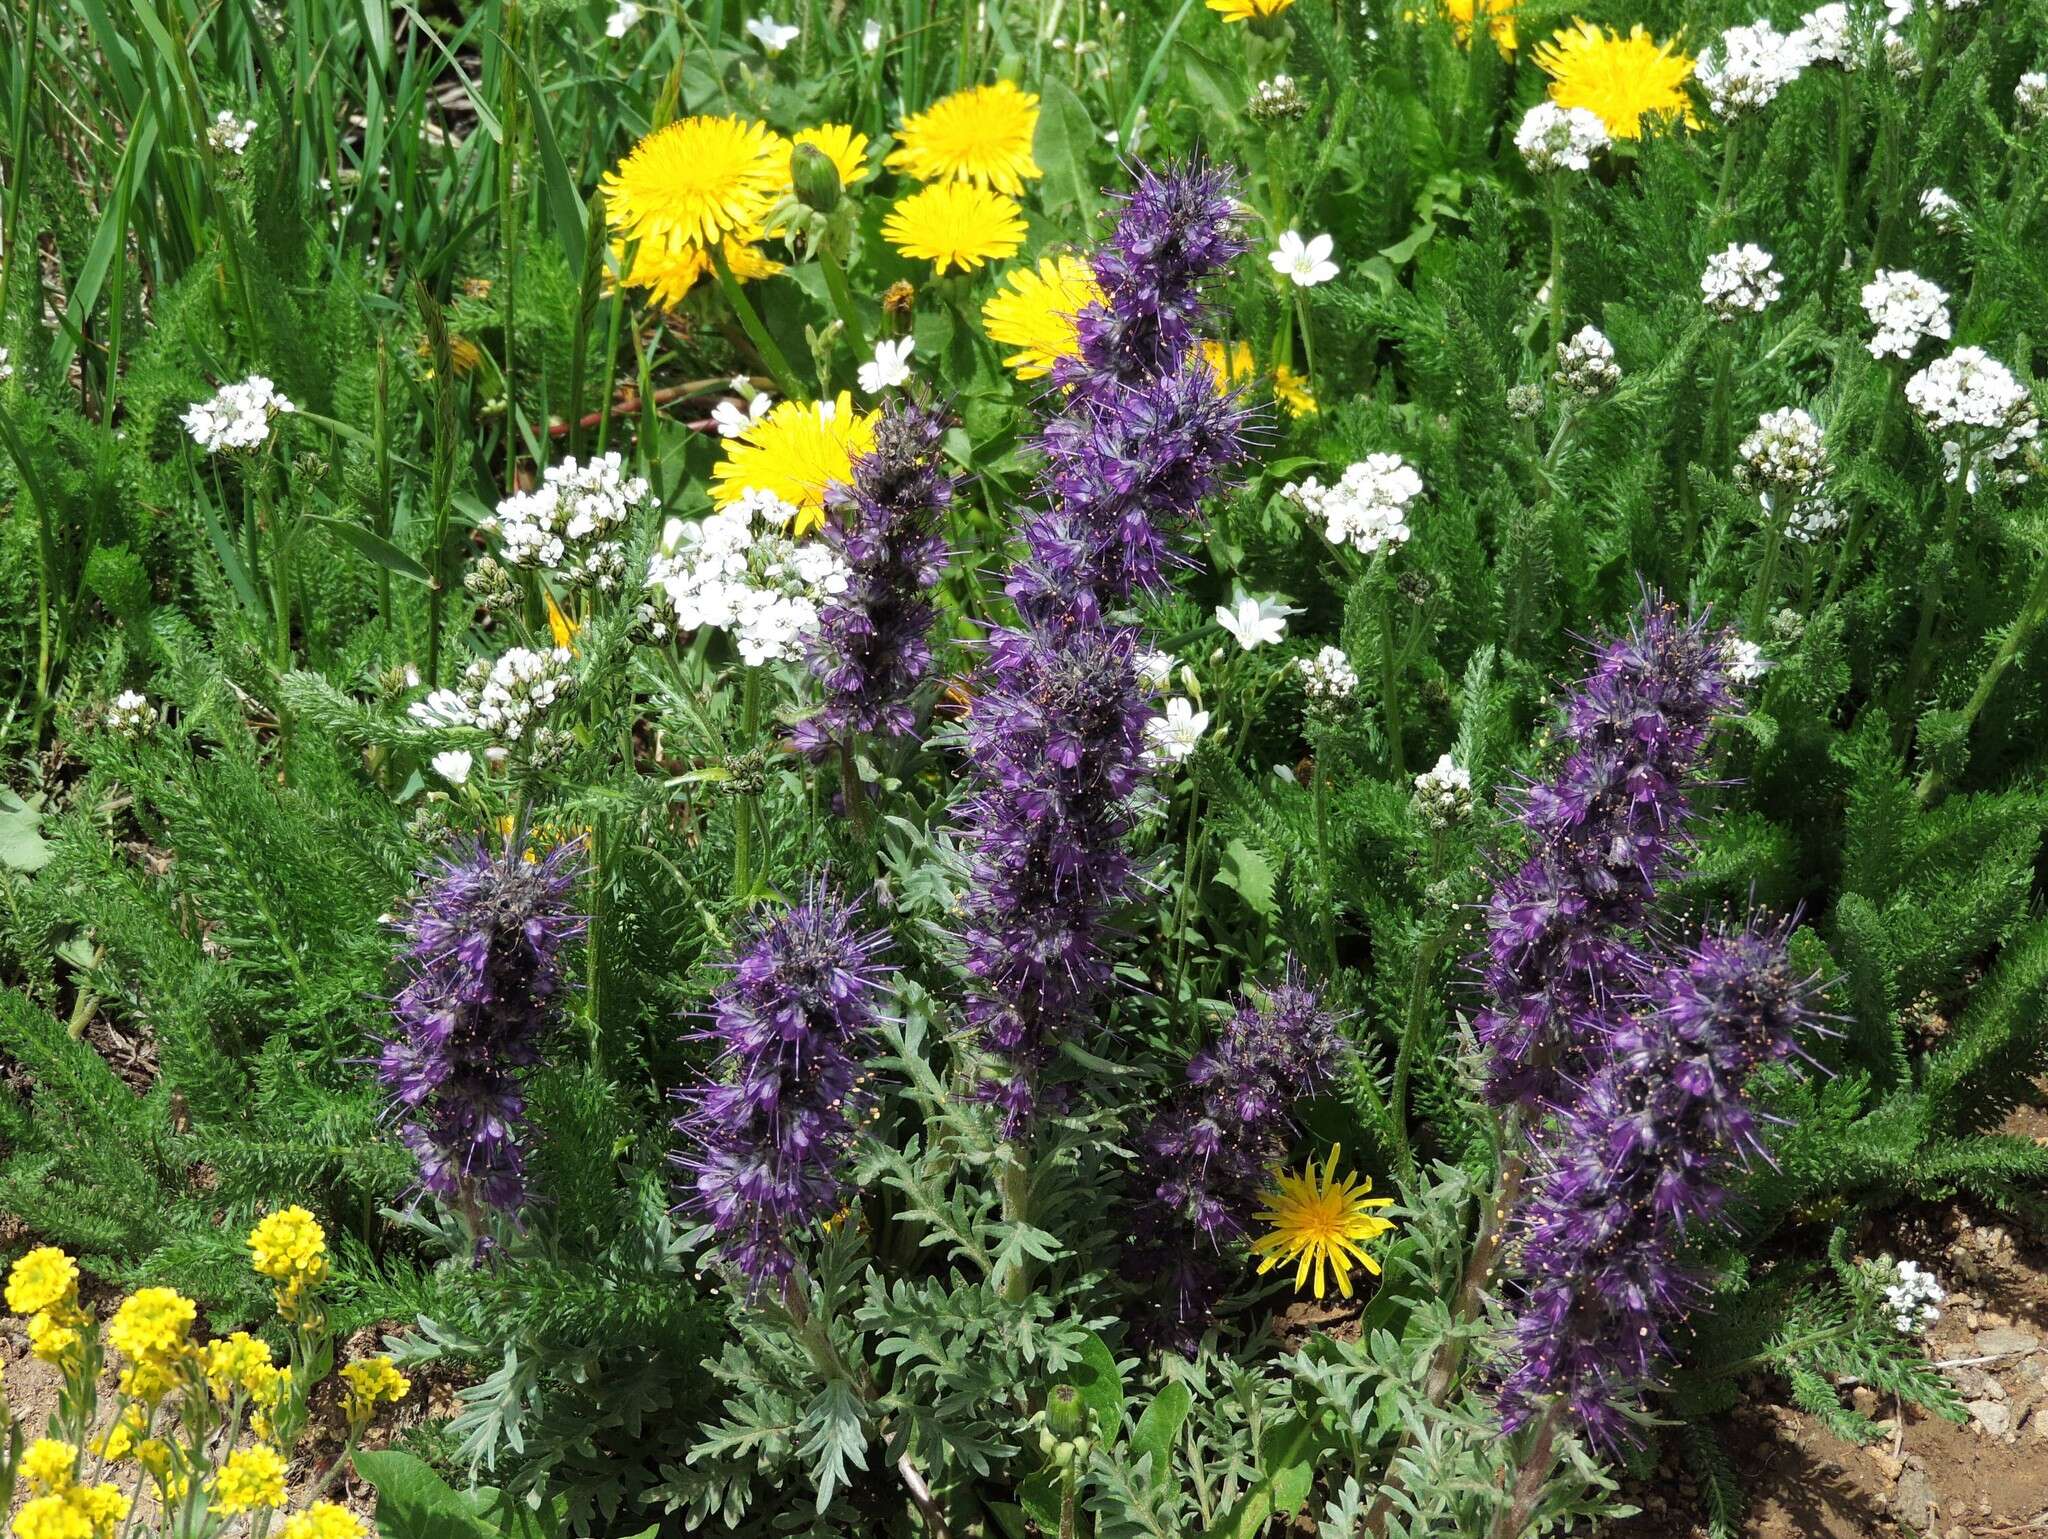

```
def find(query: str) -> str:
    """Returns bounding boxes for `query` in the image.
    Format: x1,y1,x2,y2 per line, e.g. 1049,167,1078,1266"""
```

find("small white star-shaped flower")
1144,698,1211,765
857,336,916,395
746,15,800,51
1269,230,1339,288
1215,592,1299,651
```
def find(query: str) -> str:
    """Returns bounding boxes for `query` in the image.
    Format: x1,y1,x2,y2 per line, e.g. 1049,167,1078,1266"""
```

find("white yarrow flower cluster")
1883,1260,1946,1335
1790,3,1857,68
1918,185,1962,230
1296,646,1359,701
861,17,883,52
207,110,257,155
1413,753,1473,827
1514,102,1610,173
0,347,11,382
106,690,158,737
1249,74,1306,119
1144,697,1211,766
2018,72,2048,121
1905,346,2041,491
1285,454,1424,556
605,0,643,37
1722,637,1770,685
1859,269,1951,359
1696,21,1810,116
181,375,296,453
1738,407,1830,501
411,646,576,742
645,488,852,665
487,452,651,591
1701,243,1784,319
1554,326,1622,398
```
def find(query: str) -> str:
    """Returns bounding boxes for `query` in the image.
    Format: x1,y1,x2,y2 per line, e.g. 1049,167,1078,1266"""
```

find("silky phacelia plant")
1501,923,1823,1447
672,886,893,1289
792,401,955,758
958,161,1252,1133
379,842,584,1214
1475,602,1740,1111
1122,966,1346,1347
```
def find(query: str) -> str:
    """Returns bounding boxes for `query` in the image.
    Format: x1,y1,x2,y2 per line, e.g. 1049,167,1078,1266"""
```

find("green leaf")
1071,1329,1127,1436
1214,837,1278,918
354,1450,498,1539
0,792,52,874
1016,1471,1063,1533
305,516,435,586
1129,1380,1192,1476
1033,77,1099,217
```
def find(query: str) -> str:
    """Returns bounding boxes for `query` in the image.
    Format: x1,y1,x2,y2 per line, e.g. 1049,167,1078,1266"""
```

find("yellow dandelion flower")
615,236,783,309
339,1356,411,1424
545,591,581,655
20,1438,80,1493
883,182,1026,276
6,1248,80,1318
1535,21,1698,141
1407,0,1518,51
601,115,786,253
105,1288,196,1365
1249,1145,1396,1301
1198,338,1259,391
1272,362,1319,417
711,392,881,534
281,1502,369,1539
981,254,1104,380
786,123,871,190
1206,0,1295,21
210,1446,288,1515
885,81,1042,194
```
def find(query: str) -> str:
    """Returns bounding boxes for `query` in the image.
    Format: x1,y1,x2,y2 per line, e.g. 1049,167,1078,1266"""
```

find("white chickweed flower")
1554,326,1621,398
1696,21,1810,116
431,749,475,786
1859,268,1951,359
857,336,916,395
1144,697,1211,765
1514,102,1610,173
1296,646,1358,701
1136,650,1178,692
1215,593,1299,652
1700,243,1784,319
1285,454,1424,556
746,15,800,51
861,17,884,52
712,390,775,438
1268,230,1339,288
182,375,296,453
605,0,643,36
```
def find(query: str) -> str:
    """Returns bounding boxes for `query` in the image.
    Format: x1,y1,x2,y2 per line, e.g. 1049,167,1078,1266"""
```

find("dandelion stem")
712,242,803,399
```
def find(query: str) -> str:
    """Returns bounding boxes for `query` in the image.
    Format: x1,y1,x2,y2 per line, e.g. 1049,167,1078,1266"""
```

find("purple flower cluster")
792,402,955,758
380,842,585,1214
1122,967,1346,1348
958,161,1250,1132
672,886,892,1289
1500,924,1822,1446
1475,603,1738,1111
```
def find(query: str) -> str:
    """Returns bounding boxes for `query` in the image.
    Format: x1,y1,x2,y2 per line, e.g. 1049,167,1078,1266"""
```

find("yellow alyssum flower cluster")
11,1438,131,1539
210,1444,288,1515
340,1355,412,1426
247,1204,329,1321
601,115,871,305
281,1503,368,1539
882,82,1039,275
6,1247,91,1372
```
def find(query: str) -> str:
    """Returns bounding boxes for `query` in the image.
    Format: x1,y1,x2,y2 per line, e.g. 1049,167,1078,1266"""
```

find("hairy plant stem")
1916,550,2048,803
1377,576,1406,779
1747,492,1794,637
1486,1401,1565,1539
996,1145,1034,1303
732,668,763,899
820,243,870,360
1313,736,1337,969
839,740,873,841
1387,882,1447,1185
1545,177,1565,351
1897,471,1967,742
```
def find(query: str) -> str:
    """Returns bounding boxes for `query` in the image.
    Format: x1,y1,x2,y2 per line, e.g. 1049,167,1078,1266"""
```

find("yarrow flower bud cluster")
1412,752,1472,827
105,690,158,737
1904,346,2041,491
485,452,652,591
182,375,296,453
2018,72,2048,121
1284,453,1425,556
1475,601,1741,1108
411,646,576,742
1121,966,1346,1347
1514,102,1610,173
1554,326,1622,398
1501,923,1824,1445
1882,1259,1946,1334
1249,73,1306,120
1697,20,1810,115
1859,268,1952,359
1918,186,1963,230
791,402,954,758
1701,243,1784,319
1297,644,1359,701
673,885,892,1288
1722,636,1770,684
207,109,258,155
646,489,853,665
1737,407,1831,505
379,841,584,1213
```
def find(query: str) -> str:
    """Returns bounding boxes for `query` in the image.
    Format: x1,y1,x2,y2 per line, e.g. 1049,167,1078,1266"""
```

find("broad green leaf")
1128,1380,1192,1477
1214,838,1279,918
354,1450,497,1539
1070,1330,1127,1435
1033,77,1098,218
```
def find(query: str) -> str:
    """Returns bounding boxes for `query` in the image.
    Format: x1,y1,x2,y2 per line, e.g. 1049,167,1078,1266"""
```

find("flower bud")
789,143,842,213
1045,1385,1087,1440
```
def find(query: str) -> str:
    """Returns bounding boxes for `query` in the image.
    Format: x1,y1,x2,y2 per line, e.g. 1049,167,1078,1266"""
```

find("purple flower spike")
1500,921,1823,1446
793,402,956,758
380,841,586,1215
1122,965,1347,1347
1475,601,1740,1111
672,885,893,1290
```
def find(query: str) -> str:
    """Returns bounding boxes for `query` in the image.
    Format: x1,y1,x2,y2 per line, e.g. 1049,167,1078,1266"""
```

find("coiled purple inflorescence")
1123,966,1346,1348
958,161,1251,1132
1500,923,1822,1446
1475,602,1740,1111
380,841,585,1214
672,886,893,1289
792,402,955,758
